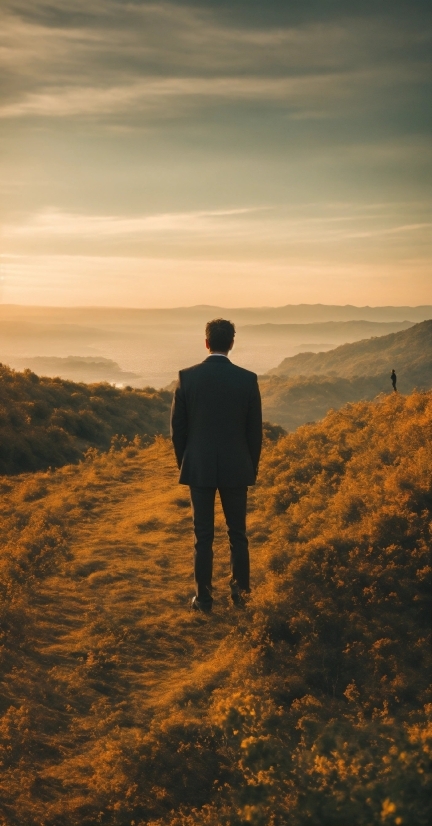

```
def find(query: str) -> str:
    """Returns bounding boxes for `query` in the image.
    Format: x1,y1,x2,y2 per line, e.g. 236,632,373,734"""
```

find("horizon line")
1,302,432,311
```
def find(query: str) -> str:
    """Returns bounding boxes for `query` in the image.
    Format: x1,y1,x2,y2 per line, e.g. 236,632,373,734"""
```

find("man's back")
171,355,262,488
170,317,262,612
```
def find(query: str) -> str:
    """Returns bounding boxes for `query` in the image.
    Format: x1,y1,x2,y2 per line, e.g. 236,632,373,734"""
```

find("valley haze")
1,303,431,388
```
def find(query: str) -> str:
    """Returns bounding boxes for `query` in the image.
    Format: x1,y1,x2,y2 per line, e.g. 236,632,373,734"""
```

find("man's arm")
246,375,263,477
170,373,188,469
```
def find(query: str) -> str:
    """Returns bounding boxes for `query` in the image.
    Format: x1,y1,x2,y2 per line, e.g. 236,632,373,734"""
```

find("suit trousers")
189,486,250,605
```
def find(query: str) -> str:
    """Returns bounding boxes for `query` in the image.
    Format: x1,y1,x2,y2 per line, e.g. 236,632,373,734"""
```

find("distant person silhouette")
391,369,397,392
170,318,262,613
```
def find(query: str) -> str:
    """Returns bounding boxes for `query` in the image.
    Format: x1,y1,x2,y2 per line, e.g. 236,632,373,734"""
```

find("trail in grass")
35,441,247,724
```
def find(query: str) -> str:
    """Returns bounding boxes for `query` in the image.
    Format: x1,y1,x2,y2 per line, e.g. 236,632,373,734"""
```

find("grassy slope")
0,363,171,474
259,320,432,430
0,437,263,824
0,391,431,825
268,319,432,380
259,373,386,431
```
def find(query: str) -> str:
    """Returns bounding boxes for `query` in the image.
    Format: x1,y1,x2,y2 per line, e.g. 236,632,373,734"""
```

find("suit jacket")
170,355,262,487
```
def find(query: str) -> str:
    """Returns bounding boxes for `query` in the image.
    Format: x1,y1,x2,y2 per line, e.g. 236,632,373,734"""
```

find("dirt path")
35,441,249,724
1,440,261,821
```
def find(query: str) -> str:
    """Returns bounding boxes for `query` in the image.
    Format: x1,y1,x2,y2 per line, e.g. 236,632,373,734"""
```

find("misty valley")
1,304,430,388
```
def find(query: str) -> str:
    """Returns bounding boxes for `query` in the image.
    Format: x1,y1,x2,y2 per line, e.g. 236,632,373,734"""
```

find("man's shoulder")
228,362,258,382
179,360,257,382
178,362,206,378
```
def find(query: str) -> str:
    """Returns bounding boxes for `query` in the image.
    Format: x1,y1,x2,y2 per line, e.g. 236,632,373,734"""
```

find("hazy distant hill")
7,355,142,385
1,305,430,385
238,319,415,363
268,319,432,380
1,392,430,825
240,319,414,340
259,321,432,430
2,303,431,325
0,364,171,474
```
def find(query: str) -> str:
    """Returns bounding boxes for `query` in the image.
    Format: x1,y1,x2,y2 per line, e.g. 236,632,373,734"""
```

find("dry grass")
0,393,431,825
0,437,269,824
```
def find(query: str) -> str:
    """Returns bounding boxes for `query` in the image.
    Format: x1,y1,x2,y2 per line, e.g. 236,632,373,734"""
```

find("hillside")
259,320,432,430
1,306,430,386
268,319,432,380
0,391,430,825
259,373,386,431
6,356,143,385
0,363,171,474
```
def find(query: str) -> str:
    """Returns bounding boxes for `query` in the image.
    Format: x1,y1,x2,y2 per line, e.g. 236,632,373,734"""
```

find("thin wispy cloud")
3,207,268,237
0,66,425,120
342,223,432,240
5,207,430,250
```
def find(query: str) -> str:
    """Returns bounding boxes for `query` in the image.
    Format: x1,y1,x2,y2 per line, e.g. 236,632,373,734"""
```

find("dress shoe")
231,589,251,608
191,596,212,613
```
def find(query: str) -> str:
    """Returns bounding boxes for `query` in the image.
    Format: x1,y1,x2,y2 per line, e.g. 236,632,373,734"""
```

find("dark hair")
205,318,235,352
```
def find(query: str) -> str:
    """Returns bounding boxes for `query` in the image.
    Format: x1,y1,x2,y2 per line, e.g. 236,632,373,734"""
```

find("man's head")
205,318,235,354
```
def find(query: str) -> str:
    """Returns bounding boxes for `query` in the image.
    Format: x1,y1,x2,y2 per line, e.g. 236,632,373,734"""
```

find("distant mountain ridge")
1,303,432,325
240,319,414,338
267,319,432,381
1,305,431,386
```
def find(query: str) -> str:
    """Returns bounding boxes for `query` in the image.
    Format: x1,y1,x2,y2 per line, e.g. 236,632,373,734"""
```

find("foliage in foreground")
205,390,431,826
0,363,171,474
0,392,430,825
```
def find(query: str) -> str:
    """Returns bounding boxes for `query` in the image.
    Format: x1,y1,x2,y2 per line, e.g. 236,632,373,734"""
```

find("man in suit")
170,318,262,613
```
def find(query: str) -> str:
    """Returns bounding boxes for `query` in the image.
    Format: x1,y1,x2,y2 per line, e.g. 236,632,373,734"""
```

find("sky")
0,0,431,307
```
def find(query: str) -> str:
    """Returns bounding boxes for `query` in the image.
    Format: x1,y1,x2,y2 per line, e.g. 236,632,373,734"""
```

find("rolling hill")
6,356,142,385
259,373,385,431
268,319,432,380
0,363,171,474
0,391,430,825
0,363,285,475
259,320,432,430
1,305,431,386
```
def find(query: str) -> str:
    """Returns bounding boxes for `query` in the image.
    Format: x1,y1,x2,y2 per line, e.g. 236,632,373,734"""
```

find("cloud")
341,223,432,240
3,206,269,237
1,1,430,309
0,75,336,119
0,65,426,120
5,205,430,249
0,1,429,123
